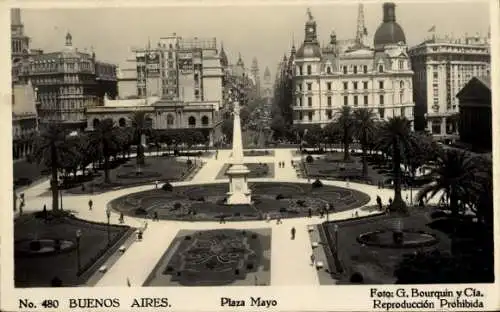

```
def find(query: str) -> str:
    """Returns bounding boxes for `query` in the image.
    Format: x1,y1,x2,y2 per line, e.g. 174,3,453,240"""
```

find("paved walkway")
14,148,441,287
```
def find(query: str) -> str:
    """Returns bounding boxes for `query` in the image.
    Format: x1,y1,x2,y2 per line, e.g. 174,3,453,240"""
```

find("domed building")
291,3,415,127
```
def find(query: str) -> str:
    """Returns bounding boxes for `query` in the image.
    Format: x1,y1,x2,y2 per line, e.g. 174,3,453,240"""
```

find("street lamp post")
334,224,339,258
106,208,111,245
75,229,82,274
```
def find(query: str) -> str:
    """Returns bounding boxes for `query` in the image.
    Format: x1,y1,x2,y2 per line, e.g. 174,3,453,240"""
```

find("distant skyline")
18,2,490,78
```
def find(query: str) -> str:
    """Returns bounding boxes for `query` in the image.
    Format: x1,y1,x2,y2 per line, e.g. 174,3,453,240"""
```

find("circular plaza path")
17,148,431,287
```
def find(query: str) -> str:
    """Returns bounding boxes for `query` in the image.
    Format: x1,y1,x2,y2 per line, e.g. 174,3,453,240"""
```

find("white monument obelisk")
226,100,251,205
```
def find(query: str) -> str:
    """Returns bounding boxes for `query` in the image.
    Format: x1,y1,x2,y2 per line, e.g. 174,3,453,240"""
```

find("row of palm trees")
292,106,492,224
30,112,209,211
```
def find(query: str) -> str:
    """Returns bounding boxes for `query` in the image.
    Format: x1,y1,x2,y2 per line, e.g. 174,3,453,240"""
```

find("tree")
416,149,481,220
376,117,414,214
353,108,377,176
334,106,355,161
303,125,323,150
129,111,150,165
31,123,74,210
89,119,122,184
222,119,234,144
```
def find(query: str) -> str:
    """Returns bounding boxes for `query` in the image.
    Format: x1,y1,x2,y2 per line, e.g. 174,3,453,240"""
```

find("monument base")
226,191,252,205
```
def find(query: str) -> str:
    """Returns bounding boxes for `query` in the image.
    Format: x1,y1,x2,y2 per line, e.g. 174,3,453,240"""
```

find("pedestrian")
376,195,382,211
154,211,159,221
88,199,93,211
355,210,359,218
405,194,409,205
143,221,148,230
126,277,131,287
291,227,296,240
119,212,124,224
276,215,282,224
319,209,324,219
308,207,312,218
310,253,316,266
346,178,350,187
137,230,143,241
155,180,159,189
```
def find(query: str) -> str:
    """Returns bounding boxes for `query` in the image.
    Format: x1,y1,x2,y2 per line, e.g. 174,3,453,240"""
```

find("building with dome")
291,3,414,126
16,28,118,130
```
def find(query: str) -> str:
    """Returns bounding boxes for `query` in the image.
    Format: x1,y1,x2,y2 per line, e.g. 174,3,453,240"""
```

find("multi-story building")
291,3,414,126
409,34,490,140
18,31,118,130
87,35,230,146
10,8,39,160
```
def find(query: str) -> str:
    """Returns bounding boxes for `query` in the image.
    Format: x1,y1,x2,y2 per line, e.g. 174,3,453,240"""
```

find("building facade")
292,3,414,127
89,35,235,146
11,8,39,160
18,32,118,130
409,34,490,140
457,76,491,151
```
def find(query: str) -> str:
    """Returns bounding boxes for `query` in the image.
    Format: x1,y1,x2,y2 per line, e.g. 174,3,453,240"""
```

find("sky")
18,1,491,79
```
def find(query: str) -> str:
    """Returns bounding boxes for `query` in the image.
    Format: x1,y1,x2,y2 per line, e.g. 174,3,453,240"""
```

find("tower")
250,57,260,97
226,100,251,205
355,3,368,48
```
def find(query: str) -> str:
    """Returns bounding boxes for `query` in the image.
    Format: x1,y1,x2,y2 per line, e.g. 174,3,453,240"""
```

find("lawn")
109,182,371,221
61,157,201,195
143,228,271,286
14,212,134,287
215,163,274,180
319,210,493,284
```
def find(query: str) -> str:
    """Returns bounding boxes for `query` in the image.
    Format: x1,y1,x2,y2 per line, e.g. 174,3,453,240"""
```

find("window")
327,110,332,119
379,81,384,89
353,95,358,106
400,107,405,117
308,97,312,107
344,96,348,106
400,92,404,103
307,65,312,75
299,66,303,75
353,82,358,90
432,120,441,134
327,96,332,106
343,66,347,74
298,97,303,106
308,112,313,121
379,95,384,105
400,81,404,89
202,116,209,125
353,66,357,74
297,84,302,91
364,95,368,106
433,72,438,79
363,81,368,89
363,65,368,73
343,82,348,90
378,65,383,73
299,112,303,120
398,60,404,69
307,83,312,91
326,66,331,74
168,51,173,59
327,82,332,90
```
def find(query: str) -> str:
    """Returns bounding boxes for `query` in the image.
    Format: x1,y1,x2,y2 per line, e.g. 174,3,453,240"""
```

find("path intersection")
18,148,438,287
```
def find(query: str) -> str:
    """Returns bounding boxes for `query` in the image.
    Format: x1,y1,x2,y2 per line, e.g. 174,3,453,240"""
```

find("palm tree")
353,108,377,176
31,123,73,211
129,111,150,165
89,119,122,184
334,106,355,161
376,117,414,214
416,149,481,220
